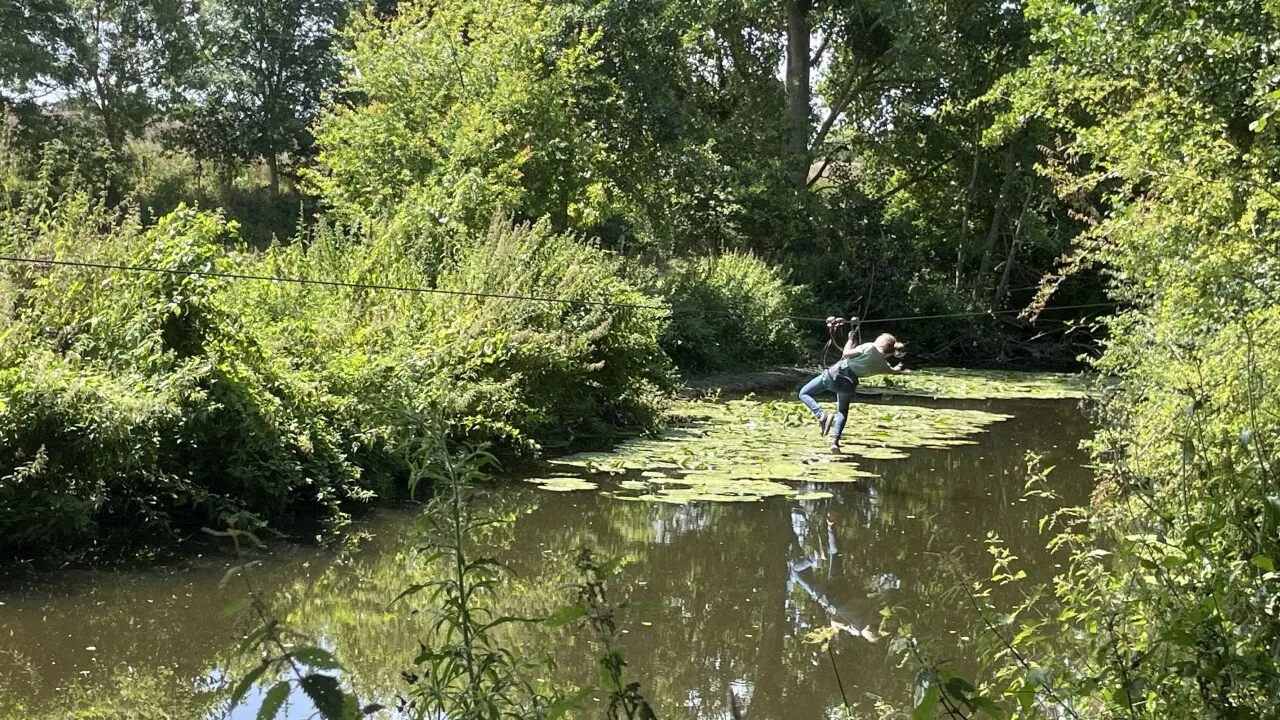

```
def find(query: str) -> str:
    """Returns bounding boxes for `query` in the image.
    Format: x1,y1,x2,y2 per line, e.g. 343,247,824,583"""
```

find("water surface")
0,394,1092,719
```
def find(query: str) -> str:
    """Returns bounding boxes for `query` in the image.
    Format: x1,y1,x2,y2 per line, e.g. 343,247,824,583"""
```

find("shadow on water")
0,395,1093,719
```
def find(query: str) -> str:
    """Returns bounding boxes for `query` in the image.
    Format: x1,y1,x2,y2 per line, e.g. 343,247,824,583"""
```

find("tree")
183,0,347,194
55,0,196,151
963,1,1280,716
784,0,812,186
0,0,71,103
310,0,639,232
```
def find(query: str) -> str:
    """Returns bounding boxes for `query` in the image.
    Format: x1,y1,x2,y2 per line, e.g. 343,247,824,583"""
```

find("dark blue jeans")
799,373,856,443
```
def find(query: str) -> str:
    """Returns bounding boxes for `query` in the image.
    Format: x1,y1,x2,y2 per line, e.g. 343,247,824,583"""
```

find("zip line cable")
843,303,1116,325
0,254,669,312
0,254,1115,324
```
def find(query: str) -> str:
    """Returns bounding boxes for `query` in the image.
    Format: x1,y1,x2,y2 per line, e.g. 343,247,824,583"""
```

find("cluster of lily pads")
521,392,1016,504
857,367,1092,401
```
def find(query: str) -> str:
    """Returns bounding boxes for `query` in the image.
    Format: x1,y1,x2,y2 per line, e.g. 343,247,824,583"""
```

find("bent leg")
798,374,826,418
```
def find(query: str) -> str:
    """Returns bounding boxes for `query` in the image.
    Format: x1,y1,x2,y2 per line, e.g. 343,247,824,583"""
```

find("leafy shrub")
651,252,805,373
308,0,620,234
0,154,674,560
928,2,1280,718
0,195,366,558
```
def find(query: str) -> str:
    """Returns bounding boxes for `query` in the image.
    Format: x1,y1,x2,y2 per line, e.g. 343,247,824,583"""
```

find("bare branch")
811,58,873,152
807,144,847,188
809,33,829,67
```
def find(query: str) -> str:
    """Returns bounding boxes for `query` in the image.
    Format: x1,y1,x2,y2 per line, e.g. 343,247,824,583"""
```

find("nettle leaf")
913,685,941,720
544,603,587,627
220,597,249,618
300,673,348,720
546,688,592,720
294,646,343,670
230,661,270,707
973,696,1007,719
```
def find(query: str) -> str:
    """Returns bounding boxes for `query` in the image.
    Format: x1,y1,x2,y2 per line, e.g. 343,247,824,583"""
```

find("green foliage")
564,547,657,720
309,0,618,232
123,138,315,244
0,664,219,720
917,2,1280,717
0,0,68,96
395,442,560,719
651,252,805,373
217,441,660,720
4,0,1112,365
175,0,347,191
214,527,372,720
0,139,675,560
51,0,198,151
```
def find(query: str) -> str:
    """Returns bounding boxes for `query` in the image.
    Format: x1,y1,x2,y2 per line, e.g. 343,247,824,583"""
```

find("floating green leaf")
793,491,834,500
860,368,1092,400
531,390,1012,505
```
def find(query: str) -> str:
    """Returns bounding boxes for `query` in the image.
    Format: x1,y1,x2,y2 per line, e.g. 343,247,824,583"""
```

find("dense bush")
651,252,806,373
0,156,676,559
924,2,1280,718
308,0,620,234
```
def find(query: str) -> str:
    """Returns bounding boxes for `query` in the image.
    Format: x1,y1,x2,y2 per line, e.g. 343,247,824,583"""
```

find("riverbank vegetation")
882,2,1280,719
1,0,1108,563
4,0,1280,717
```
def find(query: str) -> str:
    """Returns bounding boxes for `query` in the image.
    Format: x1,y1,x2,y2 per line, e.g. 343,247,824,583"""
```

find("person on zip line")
799,325,905,454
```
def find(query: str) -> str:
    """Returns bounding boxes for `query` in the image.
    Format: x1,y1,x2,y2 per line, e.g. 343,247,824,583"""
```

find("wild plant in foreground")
213,525,376,720
555,547,657,720
397,436,567,720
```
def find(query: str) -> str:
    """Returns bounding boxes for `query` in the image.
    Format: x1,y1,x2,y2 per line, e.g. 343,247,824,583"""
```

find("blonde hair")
875,333,905,356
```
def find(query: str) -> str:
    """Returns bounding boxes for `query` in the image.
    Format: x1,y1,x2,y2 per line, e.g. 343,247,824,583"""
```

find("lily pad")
842,447,910,461
523,368,1071,504
858,368,1092,400
529,391,1014,504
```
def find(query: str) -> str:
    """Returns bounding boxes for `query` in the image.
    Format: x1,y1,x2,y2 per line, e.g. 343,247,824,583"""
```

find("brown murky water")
0,394,1092,719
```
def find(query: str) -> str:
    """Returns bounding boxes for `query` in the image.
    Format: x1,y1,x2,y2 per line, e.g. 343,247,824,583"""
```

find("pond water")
0,391,1093,719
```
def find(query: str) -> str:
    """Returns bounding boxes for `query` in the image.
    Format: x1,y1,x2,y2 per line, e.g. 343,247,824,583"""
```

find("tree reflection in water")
0,398,1092,720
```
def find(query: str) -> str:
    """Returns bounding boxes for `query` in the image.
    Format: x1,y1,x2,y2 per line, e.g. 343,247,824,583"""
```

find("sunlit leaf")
544,603,587,627
294,646,342,670
229,661,270,708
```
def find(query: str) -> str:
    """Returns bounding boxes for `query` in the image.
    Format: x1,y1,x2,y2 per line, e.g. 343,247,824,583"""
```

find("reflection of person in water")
787,503,890,643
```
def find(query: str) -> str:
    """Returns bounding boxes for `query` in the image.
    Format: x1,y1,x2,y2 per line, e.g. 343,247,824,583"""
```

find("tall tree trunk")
971,147,1017,304
266,152,280,195
785,0,811,187
991,185,1035,312
954,125,982,291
